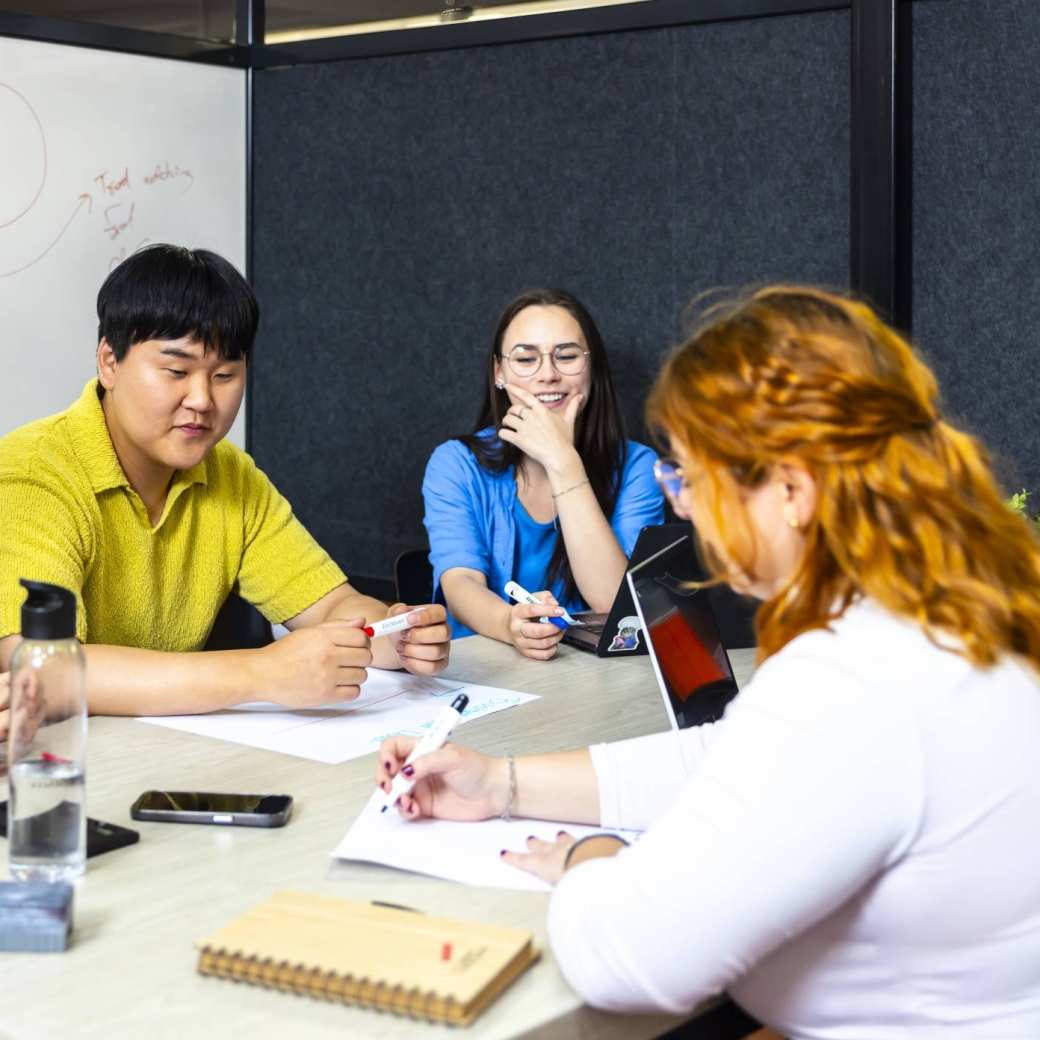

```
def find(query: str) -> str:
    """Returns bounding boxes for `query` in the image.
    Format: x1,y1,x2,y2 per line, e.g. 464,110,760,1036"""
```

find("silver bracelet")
501,755,517,821
551,477,590,500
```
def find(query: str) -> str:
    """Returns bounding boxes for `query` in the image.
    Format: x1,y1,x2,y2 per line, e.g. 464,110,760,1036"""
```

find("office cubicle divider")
910,0,1040,498
248,9,852,577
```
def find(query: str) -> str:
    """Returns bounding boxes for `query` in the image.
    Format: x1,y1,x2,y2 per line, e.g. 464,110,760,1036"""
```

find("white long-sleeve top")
548,599,1040,1038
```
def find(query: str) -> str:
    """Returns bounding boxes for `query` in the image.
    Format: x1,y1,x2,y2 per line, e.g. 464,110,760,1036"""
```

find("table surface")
0,637,756,1040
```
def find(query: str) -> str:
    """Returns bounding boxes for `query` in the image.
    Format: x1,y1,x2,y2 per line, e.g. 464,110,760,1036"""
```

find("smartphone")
0,801,140,858
129,791,293,828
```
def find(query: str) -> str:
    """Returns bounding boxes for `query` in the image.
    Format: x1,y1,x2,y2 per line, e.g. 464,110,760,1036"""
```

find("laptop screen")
626,533,739,729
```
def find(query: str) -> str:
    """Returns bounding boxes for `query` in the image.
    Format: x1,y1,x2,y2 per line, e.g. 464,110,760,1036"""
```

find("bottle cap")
19,579,76,640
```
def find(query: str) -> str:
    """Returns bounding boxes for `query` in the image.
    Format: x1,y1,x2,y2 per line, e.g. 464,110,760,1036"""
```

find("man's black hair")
97,244,259,362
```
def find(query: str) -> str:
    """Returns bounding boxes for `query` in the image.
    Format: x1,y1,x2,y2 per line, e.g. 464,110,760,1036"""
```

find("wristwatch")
562,832,629,872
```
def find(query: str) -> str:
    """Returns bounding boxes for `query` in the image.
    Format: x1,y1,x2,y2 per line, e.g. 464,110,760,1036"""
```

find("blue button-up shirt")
422,430,664,637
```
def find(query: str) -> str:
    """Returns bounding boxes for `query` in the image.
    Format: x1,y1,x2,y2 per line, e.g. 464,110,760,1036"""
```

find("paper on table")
333,790,641,892
137,671,538,764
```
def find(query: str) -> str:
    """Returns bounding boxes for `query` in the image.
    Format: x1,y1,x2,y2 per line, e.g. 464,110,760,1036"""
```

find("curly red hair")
648,286,1040,668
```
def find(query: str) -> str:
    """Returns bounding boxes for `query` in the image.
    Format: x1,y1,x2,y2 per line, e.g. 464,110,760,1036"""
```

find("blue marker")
504,581,572,630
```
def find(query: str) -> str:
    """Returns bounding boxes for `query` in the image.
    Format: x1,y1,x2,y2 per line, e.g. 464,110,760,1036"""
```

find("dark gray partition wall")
251,12,850,579
673,16,849,299
913,0,1040,497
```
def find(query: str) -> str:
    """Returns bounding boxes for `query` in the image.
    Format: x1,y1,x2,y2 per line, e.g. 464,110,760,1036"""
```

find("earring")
785,511,801,530
495,381,505,390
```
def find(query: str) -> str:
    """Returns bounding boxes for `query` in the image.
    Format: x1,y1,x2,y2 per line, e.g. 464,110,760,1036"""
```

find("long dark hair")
457,288,627,603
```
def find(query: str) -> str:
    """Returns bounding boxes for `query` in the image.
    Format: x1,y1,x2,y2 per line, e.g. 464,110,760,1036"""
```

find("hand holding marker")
504,581,582,630
382,694,469,813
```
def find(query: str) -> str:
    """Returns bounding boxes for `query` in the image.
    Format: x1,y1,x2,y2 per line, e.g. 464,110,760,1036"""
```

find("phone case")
0,801,139,858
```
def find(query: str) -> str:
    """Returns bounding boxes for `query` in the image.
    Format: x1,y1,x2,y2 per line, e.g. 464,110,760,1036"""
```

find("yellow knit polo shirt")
0,380,347,649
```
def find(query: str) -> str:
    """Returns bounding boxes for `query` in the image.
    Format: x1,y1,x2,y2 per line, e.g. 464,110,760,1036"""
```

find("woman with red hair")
378,287,1040,1036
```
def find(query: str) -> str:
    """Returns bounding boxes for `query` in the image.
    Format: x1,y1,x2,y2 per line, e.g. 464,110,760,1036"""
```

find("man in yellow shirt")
0,244,449,718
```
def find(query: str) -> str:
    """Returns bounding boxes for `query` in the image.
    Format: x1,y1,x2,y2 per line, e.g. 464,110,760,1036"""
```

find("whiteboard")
0,36,247,445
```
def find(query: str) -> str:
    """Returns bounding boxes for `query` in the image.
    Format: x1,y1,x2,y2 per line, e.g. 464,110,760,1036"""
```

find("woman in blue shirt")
423,289,663,657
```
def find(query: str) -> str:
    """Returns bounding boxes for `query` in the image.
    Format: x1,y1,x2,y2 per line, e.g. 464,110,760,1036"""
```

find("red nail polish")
402,764,415,778
499,849,507,857
384,760,392,772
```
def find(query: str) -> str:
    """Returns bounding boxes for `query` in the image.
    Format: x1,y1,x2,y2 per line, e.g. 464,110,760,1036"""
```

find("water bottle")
8,579,87,882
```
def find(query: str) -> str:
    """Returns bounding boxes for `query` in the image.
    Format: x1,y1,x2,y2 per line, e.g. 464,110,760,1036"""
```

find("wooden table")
0,638,755,1040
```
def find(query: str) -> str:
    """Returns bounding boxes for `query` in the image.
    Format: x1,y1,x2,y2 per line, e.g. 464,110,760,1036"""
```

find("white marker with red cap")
363,613,418,639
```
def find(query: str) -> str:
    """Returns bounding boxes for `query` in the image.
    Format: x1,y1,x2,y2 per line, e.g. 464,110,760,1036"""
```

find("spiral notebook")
196,891,539,1026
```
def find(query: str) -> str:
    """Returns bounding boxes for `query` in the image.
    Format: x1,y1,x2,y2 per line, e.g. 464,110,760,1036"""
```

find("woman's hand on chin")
498,384,584,475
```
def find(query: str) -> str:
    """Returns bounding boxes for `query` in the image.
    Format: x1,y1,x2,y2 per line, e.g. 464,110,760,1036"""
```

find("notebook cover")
196,891,539,1025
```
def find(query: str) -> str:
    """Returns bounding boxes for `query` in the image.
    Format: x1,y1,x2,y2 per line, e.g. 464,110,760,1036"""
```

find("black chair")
203,590,273,650
657,1000,770,1039
394,548,434,606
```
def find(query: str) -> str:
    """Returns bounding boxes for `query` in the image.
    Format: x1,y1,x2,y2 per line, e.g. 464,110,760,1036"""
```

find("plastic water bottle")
8,579,87,882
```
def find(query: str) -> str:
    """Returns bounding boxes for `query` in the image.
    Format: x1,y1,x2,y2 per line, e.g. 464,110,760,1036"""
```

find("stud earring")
495,381,505,390
785,510,801,530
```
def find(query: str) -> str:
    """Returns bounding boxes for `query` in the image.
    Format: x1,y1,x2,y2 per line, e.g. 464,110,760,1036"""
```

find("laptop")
626,530,745,729
562,524,693,657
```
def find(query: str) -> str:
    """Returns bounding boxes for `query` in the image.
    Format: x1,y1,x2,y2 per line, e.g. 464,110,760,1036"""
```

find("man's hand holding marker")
366,604,451,677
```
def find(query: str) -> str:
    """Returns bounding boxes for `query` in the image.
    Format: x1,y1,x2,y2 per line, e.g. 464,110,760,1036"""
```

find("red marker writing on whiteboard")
363,613,419,639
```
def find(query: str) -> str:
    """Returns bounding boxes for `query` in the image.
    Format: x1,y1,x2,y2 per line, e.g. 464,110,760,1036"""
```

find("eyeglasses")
500,343,590,378
653,458,687,500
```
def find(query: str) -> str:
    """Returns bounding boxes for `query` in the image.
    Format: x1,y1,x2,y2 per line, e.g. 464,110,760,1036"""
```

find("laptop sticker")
607,615,642,653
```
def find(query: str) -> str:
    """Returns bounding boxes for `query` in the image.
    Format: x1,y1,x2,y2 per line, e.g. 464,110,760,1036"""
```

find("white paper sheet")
333,790,641,892
136,671,539,764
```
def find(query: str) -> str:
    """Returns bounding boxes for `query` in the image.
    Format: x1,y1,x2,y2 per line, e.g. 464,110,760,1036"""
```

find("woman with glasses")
422,288,663,655
388,286,1040,1035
